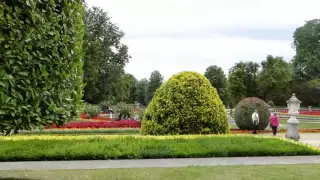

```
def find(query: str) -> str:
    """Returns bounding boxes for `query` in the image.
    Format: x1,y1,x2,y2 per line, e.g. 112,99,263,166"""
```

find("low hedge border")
18,128,320,135
0,135,318,161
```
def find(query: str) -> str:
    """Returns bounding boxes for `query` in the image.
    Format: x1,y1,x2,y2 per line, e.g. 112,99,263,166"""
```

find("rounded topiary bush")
234,97,270,130
141,71,229,135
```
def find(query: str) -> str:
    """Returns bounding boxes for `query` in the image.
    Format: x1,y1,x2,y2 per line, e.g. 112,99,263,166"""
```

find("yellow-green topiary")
141,71,229,135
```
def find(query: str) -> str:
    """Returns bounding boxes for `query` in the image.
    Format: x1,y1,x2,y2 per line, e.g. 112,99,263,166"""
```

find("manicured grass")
0,135,318,161
2,164,320,180
279,119,320,129
19,128,140,135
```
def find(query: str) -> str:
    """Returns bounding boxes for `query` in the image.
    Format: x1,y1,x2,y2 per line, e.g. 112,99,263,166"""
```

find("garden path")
1,156,320,171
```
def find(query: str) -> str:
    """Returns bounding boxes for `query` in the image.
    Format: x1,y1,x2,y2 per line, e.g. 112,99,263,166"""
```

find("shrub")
0,0,84,135
141,71,229,135
46,120,141,129
83,104,100,118
0,135,319,161
267,101,275,107
234,97,270,130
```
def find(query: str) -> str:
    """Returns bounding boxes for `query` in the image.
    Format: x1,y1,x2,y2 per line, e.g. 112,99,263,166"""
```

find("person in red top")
269,113,280,136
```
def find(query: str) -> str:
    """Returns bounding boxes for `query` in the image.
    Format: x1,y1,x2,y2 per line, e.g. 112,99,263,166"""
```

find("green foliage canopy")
0,0,84,135
204,65,228,106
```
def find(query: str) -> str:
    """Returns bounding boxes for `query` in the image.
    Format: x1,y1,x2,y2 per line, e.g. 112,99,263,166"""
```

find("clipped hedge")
0,0,84,135
234,97,270,130
141,71,229,135
0,135,318,161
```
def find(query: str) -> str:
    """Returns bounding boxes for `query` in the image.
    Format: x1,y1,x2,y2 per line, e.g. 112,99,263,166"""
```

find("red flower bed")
279,110,320,116
46,120,141,129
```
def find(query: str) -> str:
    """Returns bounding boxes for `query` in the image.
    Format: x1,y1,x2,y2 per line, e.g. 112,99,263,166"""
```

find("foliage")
0,135,318,161
234,97,270,130
46,120,140,129
267,101,275,107
82,6,130,104
83,104,100,118
228,61,260,106
0,0,84,135
292,19,320,81
146,70,164,104
135,78,149,106
293,78,320,106
141,71,229,135
204,65,229,106
20,128,140,135
257,55,293,106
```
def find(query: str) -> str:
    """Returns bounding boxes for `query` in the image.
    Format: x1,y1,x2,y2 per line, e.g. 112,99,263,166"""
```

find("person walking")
252,110,259,134
269,113,279,136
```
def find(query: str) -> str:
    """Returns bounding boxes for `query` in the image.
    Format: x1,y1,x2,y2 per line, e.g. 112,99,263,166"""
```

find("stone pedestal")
285,93,301,141
285,117,300,141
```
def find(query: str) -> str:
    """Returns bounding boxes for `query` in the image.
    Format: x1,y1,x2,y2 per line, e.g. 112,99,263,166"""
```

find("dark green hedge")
0,0,84,135
234,97,270,130
141,71,229,135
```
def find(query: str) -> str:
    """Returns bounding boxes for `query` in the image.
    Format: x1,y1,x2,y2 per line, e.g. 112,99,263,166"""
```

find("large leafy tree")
204,65,228,106
146,70,164,104
228,61,260,106
292,19,320,81
0,0,84,135
291,19,320,106
83,6,130,104
257,55,293,106
135,78,149,106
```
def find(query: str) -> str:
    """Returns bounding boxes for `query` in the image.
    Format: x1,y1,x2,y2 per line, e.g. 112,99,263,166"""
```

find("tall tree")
292,19,320,81
135,79,149,106
204,65,228,105
82,6,130,104
228,61,260,106
146,70,164,104
123,73,138,103
291,19,320,106
257,55,293,106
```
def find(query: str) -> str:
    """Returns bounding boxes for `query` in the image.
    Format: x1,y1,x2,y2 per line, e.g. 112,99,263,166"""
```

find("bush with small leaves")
141,71,229,135
234,97,270,130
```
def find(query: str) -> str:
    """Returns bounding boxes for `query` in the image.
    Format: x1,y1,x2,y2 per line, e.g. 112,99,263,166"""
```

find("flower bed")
46,120,141,129
279,110,320,116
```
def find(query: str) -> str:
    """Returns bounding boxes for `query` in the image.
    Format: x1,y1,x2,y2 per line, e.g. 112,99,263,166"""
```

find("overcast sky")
86,0,320,80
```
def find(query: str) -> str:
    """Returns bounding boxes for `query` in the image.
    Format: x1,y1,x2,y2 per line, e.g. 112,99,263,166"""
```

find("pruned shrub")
267,100,275,107
0,0,84,135
83,104,100,118
141,71,229,135
234,97,270,130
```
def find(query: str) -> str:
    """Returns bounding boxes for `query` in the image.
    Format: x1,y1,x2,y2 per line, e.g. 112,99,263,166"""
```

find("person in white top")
252,110,259,134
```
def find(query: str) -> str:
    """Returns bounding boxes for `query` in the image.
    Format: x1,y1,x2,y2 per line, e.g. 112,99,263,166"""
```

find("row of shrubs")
83,103,144,120
0,135,318,161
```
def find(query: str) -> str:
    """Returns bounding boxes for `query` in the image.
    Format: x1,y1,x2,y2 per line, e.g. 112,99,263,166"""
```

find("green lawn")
1,164,320,180
279,119,320,129
0,135,318,161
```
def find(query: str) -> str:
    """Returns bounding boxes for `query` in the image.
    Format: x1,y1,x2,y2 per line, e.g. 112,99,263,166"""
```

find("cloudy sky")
86,0,319,80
